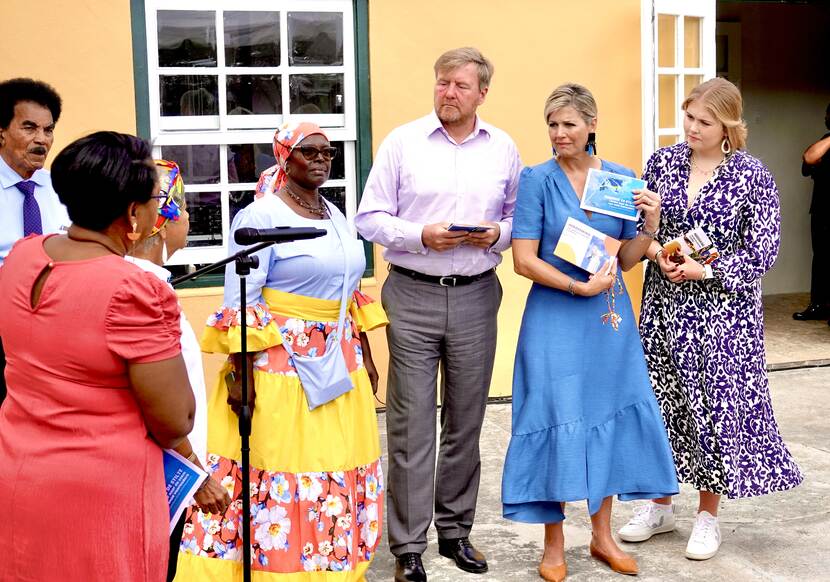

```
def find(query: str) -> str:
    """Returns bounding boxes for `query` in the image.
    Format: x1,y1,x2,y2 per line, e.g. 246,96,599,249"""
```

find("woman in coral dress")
175,122,387,580
0,131,195,581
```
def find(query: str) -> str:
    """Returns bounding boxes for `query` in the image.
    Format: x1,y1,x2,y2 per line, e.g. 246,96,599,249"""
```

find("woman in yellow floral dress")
175,122,387,581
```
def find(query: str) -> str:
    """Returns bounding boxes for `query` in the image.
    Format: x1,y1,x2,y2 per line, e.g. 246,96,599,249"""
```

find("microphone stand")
172,243,269,582
171,227,324,582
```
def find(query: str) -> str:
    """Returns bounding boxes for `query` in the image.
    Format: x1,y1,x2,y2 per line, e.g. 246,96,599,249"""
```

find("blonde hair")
543,83,597,124
682,77,747,151
434,47,494,90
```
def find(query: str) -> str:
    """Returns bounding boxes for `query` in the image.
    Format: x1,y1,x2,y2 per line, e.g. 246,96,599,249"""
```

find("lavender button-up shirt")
355,111,522,277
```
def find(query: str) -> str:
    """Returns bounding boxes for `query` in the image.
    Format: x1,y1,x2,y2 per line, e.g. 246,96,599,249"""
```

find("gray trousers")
381,268,502,556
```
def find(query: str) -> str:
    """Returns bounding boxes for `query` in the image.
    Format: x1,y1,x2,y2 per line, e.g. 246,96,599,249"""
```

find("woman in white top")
126,160,230,582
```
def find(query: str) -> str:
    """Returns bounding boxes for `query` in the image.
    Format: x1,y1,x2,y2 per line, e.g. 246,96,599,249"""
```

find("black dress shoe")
793,304,830,320
395,553,427,582
438,537,488,574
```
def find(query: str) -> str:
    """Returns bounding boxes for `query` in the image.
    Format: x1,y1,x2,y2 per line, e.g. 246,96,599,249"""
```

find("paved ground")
366,366,830,582
763,293,830,368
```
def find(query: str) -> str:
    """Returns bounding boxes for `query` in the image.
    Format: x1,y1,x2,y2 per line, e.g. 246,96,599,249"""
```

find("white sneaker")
618,502,676,542
685,511,721,560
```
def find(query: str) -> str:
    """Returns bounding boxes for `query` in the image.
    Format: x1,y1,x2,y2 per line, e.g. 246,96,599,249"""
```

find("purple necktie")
16,180,42,236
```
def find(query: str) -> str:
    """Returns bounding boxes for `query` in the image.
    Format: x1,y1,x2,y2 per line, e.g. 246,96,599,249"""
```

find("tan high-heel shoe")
589,542,639,575
538,561,567,582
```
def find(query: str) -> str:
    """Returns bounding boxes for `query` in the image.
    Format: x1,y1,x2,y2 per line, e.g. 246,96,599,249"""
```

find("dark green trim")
354,0,375,277
129,0,151,140
174,273,225,290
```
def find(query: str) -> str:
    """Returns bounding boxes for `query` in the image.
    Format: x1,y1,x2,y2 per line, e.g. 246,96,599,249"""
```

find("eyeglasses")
294,145,338,161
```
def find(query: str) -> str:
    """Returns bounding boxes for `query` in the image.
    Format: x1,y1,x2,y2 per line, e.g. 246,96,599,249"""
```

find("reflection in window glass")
321,186,346,216
161,145,221,185
228,144,275,184
160,76,218,117
288,12,343,66
186,191,223,247
224,11,280,67
229,190,256,222
289,74,344,114
227,75,282,115
328,141,345,180
157,11,217,67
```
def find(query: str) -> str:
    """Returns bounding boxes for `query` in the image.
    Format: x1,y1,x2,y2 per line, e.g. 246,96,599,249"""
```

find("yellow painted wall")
367,0,645,396
0,1,138,163
1,0,647,402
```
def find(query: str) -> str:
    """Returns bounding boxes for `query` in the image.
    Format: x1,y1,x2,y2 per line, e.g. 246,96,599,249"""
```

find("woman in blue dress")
501,83,678,581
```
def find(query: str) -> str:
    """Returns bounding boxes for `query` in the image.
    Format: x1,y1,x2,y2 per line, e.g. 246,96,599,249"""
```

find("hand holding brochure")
163,449,207,533
554,217,621,274
663,227,720,265
580,168,646,221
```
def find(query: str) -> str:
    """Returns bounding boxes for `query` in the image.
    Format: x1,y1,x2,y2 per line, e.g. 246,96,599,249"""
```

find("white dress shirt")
0,155,70,265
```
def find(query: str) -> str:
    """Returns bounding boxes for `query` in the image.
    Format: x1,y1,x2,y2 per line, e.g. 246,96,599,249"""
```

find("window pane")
224,11,280,67
161,145,220,185
289,74,344,114
160,76,218,116
684,17,701,68
658,74,677,129
157,11,217,67
684,75,702,99
288,12,343,66
657,14,676,68
227,75,282,115
320,186,346,216
186,191,223,247
329,141,345,180
659,134,679,148
230,190,256,222
228,144,275,184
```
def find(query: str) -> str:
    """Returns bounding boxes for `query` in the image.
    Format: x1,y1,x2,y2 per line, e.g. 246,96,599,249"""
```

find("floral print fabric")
180,456,383,573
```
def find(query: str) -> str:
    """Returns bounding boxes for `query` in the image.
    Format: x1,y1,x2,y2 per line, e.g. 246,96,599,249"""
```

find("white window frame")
641,0,716,166
144,0,357,266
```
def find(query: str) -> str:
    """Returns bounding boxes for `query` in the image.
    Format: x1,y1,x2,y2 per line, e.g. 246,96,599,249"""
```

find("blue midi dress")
501,158,678,524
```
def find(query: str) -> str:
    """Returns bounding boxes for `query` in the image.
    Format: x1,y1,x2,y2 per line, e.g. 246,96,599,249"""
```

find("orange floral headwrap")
255,121,328,198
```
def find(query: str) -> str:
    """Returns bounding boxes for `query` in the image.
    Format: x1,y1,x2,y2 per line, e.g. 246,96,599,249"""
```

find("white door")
641,0,716,165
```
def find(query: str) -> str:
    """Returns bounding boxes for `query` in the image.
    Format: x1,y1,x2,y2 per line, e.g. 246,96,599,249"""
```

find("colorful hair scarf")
151,159,185,235
255,121,328,198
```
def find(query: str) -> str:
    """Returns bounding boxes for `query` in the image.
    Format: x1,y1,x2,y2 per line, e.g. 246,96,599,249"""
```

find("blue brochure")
163,449,207,533
580,168,646,221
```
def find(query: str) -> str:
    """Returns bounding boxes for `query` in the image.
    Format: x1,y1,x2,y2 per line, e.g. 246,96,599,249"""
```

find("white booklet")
163,449,207,533
580,168,646,221
553,216,621,274
663,227,720,265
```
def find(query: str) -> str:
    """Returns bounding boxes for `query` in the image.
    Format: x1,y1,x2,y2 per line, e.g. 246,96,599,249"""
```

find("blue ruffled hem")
501,399,679,524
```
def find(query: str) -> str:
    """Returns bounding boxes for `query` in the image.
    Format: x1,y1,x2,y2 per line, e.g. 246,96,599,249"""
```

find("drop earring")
551,146,558,159
585,132,597,156
162,240,169,264
127,221,140,241
721,138,731,155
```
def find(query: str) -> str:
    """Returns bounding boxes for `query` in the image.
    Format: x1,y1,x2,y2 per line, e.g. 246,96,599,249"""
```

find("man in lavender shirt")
355,47,521,582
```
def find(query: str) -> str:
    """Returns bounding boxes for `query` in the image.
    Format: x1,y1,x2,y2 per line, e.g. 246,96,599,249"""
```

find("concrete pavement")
366,366,830,582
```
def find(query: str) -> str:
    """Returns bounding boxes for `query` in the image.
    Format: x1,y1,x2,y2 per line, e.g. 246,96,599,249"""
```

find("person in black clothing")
793,103,830,322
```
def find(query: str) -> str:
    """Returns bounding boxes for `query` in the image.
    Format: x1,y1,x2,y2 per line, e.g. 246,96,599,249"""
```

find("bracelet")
567,279,576,296
640,226,658,238
653,248,665,262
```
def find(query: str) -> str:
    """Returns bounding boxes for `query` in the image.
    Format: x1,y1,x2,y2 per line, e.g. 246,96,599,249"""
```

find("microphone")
234,226,327,245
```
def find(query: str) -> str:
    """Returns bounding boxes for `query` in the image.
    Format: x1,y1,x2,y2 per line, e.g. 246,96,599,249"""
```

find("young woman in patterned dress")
618,78,803,560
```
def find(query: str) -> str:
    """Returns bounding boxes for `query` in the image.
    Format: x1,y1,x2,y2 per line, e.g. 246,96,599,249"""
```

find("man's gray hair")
433,47,494,90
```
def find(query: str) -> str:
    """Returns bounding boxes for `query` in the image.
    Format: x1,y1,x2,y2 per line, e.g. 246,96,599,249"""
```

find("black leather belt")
391,265,494,287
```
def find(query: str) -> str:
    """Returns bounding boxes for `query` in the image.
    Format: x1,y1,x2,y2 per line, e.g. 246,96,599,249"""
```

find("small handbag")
279,206,354,410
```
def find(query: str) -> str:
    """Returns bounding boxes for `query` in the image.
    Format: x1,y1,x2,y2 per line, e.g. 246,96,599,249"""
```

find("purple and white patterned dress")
639,142,803,498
